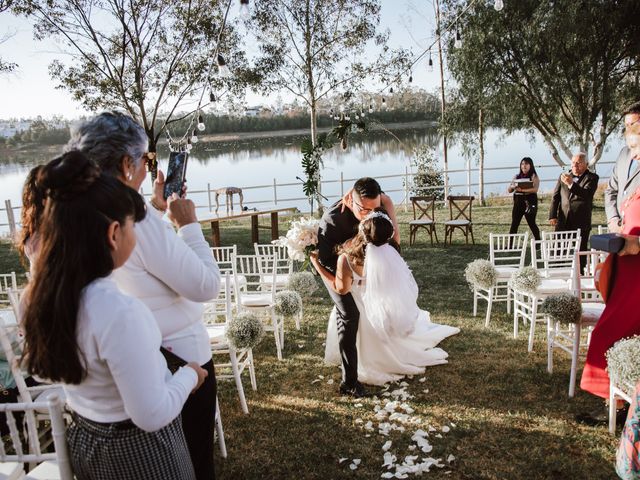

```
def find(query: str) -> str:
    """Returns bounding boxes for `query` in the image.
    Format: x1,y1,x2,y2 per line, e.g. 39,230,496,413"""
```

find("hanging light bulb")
191,130,198,144
197,114,205,131
360,110,366,118
409,72,413,83
381,97,386,110
240,0,250,17
186,143,193,152
368,104,373,114
494,0,504,11
209,92,216,102
454,28,463,49
216,54,230,77
355,113,360,120
333,115,339,121
389,87,394,94
428,50,434,72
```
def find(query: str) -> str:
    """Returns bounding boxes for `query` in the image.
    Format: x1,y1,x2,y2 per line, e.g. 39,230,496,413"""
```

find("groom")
316,177,399,397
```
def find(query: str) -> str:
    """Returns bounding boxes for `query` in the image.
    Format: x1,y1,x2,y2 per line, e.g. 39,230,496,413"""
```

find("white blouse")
63,277,197,432
112,205,220,365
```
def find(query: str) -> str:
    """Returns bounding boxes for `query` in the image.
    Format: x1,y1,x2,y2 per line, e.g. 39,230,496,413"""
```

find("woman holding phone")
508,157,541,240
65,112,221,480
23,152,207,478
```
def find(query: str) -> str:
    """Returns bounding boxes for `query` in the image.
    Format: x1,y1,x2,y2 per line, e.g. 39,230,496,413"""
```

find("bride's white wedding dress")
324,244,460,386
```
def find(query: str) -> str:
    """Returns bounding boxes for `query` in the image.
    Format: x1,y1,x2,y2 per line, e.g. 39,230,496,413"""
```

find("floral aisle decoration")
273,216,320,269
225,312,265,350
274,290,303,317
286,271,319,298
607,336,640,397
509,266,541,294
541,293,582,324
464,259,497,291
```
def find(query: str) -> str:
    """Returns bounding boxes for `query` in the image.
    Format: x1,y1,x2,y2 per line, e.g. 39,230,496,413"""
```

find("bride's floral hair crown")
359,210,395,242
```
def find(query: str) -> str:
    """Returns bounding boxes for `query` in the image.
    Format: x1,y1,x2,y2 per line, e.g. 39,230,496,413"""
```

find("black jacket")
548,170,599,231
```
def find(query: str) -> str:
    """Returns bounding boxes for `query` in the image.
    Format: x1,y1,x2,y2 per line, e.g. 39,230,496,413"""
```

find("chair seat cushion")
409,219,434,225
444,219,470,226
259,274,290,286
540,268,573,279
24,460,60,479
206,324,227,343
495,266,518,278
0,461,24,480
581,303,606,325
537,278,572,294
240,294,273,307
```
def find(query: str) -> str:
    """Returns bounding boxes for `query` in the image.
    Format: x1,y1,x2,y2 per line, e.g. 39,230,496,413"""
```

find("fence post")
5,200,15,239
207,183,212,211
273,178,278,205
340,171,344,198
404,166,409,213
466,158,471,197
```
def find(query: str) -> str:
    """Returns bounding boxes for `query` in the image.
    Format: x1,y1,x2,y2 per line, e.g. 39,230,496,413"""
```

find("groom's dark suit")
317,202,360,388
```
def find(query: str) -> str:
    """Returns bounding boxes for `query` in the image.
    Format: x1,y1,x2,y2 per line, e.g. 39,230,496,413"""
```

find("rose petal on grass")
447,454,455,463
419,377,426,382
339,457,348,463
327,379,334,385
382,440,392,451
442,426,450,433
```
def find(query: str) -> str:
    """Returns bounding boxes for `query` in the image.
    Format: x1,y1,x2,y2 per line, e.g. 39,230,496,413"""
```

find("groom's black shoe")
339,381,370,398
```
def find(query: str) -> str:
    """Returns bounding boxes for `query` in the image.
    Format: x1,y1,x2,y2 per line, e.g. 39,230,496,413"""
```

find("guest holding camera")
508,157,541,240
65,112,221,480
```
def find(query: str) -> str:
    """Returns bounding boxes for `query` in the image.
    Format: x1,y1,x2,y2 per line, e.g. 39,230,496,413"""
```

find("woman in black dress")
508,157,541,240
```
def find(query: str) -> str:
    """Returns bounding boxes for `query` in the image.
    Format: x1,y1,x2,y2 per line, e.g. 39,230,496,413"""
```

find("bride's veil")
362,243,420,337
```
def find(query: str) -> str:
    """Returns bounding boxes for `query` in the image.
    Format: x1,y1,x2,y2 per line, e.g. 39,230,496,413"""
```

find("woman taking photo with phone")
23,152,207,479
65,112,221,480
508,157,541,240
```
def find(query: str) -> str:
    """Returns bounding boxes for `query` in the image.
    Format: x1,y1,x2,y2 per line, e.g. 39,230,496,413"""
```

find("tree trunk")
435,0,449,200
478,108,485,206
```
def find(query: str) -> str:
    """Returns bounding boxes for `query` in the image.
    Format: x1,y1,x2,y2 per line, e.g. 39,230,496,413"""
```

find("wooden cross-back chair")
408,196,438,246
444,196,475,245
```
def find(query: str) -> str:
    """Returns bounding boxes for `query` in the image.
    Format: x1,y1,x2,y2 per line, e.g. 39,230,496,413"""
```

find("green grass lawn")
2,196,620,479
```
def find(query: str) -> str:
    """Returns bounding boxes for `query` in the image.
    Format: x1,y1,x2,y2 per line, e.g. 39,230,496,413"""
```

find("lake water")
0,125,625,222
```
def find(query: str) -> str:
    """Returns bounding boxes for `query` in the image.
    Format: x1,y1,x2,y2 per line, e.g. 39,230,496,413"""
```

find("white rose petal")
339,457,348,463
447,454,455,463
327,379,334,385
419,377,426,382
353,459,361,465
442,426,450,433
382,440,392,451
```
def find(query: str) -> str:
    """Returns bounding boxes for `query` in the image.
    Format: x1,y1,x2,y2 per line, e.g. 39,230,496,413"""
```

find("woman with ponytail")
23,151,207,480
310,208,459,386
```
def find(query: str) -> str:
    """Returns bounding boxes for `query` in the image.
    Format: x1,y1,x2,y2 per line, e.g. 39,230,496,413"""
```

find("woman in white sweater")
65,112,221,480
22,151,207,479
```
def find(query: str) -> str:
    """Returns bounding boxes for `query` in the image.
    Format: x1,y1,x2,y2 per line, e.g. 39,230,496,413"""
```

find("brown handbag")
594,253,617,303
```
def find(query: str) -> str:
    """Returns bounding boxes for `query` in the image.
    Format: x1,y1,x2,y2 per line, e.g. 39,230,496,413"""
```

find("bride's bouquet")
273,217,320,268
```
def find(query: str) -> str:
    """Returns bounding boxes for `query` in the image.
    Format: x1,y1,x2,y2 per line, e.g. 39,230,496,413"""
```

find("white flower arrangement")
606,336,640,397
509,266,541,294
464,259,497,290
275,290,303,317
541,293,582,324
286,271,319,298
225,312,265,349
273,216,320,263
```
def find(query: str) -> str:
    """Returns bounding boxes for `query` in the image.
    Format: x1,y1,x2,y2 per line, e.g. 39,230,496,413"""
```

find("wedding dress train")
324,244,460,386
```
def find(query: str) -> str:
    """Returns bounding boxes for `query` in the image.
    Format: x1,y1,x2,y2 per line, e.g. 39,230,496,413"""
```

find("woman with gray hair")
65,111,221,480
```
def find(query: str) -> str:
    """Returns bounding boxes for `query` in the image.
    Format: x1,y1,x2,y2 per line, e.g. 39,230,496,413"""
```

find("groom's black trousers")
324,284,360,387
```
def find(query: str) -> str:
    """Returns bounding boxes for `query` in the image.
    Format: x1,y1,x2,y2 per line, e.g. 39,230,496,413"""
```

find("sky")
0,1,446,120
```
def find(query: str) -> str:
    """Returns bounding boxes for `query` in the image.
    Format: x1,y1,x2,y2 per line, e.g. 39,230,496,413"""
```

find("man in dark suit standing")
549,152,600,270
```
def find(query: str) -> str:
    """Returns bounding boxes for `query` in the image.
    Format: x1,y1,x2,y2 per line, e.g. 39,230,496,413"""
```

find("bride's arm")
310,252,353,295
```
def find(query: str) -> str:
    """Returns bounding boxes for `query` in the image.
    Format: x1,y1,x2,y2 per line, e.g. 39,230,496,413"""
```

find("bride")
310,209,460,386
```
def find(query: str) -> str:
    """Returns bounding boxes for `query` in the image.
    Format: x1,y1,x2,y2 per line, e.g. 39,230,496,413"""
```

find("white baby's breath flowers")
606,335,640,396
541,293,582,324
286,271,319,298
509,266,541,294
225,312,265,349
274,290,303,317
464,259,497,290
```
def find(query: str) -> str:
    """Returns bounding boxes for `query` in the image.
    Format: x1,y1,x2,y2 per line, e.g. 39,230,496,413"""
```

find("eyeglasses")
624,116,640,128
353,200,373,215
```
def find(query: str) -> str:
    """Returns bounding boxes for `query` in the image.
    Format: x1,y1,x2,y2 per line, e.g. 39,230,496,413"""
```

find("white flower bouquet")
509,266,541,294
606,336,640,397
541,293,582,324
273,216,320,268
286,271,319,298
464,259,497,290
274,290,303,317
225,312,265,349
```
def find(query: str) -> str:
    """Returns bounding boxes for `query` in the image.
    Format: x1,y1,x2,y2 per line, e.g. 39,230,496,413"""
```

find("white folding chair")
211,245,245,302
254,243,293,290
214,396,227,458
512,233,580,352
546,250,606,397
0,395,73,480
205,272,256,415
233,254,284,360
609,380,633,434
474,233,528,326
0,273,17,310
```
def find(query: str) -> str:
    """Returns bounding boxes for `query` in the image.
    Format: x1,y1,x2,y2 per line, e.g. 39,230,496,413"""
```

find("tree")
443,0,640,167
14,0,256,177
0,0,17,74
248,0,410,210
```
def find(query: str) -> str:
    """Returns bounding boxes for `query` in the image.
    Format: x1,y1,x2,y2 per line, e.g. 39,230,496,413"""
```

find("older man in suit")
549,152,599,270
605,102,640,232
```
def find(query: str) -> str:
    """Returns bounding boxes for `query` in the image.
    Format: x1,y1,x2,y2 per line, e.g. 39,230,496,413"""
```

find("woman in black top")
508,157,541,240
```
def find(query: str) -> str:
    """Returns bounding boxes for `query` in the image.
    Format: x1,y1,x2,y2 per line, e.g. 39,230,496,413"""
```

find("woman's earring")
127,171,133,181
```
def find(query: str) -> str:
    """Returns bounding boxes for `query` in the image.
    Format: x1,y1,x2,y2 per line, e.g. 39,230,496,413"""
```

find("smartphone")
163,151,188,199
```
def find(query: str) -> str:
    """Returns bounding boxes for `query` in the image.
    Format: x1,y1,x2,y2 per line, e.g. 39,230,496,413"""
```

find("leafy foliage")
407,145,445,201
443,0,640,166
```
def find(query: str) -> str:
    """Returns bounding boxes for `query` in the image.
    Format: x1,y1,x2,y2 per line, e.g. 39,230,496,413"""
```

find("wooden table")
198,207,297,247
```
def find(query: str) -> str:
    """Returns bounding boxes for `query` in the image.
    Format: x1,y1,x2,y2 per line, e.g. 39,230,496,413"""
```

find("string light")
454,26,462,49
217,54,230,77
209,92,216,102
360,109,366,118
389,87,394,94
494,0,504,11
368,104,373,114
191,130,198,143
409,73,413,83
240,0,250,17
428,49,433,72
197,113,205,131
